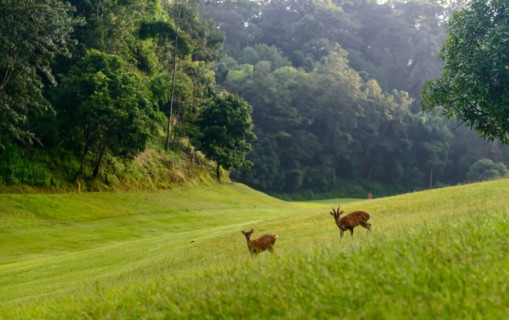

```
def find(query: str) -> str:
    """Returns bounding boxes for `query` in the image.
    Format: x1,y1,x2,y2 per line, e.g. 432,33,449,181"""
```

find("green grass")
1,180,508,319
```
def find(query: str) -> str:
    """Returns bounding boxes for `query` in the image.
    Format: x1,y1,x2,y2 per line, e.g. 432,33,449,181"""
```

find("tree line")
0,0,508,196
201,0,509,196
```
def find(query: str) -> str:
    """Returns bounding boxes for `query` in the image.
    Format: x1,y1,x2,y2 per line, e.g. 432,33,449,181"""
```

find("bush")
466,159,508,182
0,143,53,186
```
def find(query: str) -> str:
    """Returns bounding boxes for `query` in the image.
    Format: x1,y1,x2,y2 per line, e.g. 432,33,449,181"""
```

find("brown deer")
241,229,278,256
329,205,371,239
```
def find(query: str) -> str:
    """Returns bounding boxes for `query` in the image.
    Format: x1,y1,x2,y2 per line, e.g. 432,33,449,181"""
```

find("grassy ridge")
1,180,508,319
0,184,303,304
0,184,297,263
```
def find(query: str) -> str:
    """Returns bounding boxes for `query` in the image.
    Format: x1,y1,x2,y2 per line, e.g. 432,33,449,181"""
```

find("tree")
140,0,223,151
55,50,154,178
194,92,256,180
0,0,81,145
422,0,509,145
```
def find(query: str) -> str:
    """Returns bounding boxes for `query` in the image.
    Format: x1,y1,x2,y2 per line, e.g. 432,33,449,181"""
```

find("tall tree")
55,50,154,178
141,0,223,150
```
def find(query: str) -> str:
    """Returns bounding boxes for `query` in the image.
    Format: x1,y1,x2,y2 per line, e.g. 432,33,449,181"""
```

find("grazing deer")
241,229,278,256
329,205,371,239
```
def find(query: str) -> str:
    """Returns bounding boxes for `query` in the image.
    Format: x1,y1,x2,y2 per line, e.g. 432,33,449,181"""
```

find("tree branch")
0,67,14,91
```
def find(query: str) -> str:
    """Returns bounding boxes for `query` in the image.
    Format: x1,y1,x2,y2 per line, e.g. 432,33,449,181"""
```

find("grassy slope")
1,180,508,319
0,184,301,300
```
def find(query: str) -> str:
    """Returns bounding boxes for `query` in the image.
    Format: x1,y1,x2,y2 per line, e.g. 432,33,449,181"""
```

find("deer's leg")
349,228,354,237
361,222,372,231
340,230,344,239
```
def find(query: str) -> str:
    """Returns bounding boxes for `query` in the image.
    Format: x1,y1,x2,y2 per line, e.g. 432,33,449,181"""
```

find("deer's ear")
249,229,253,233
242,231,245,235
329,212,334,216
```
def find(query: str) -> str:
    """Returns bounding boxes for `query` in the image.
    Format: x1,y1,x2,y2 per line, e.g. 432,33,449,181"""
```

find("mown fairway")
1,180,508,319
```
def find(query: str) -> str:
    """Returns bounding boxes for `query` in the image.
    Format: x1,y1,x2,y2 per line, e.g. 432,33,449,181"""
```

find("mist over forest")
200,0,509,196
1,0,508,197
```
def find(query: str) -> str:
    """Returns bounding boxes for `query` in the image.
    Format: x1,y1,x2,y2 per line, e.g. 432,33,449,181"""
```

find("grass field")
0,180,508,319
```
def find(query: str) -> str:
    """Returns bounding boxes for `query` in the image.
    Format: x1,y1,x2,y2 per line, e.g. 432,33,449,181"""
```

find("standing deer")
241,229,278,256
329,205,371,239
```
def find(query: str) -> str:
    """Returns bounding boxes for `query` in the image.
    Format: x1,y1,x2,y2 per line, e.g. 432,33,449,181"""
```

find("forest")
1,0,508,197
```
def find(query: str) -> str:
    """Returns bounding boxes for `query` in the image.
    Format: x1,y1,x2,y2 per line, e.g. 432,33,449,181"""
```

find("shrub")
466,159,508,182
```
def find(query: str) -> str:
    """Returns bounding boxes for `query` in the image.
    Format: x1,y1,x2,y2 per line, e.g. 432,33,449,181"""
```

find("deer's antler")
330,206,342,215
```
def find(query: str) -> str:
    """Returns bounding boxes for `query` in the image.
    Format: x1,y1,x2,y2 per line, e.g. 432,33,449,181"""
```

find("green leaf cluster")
422,0,509,144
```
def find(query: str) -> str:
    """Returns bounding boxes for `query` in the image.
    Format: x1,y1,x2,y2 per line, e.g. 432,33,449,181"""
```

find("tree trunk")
75,128,91,179
172,113,180,148
75,142,90,179
164,59,177,150
165,7,182,151
216,163,221,182
92,142,107,177
0,67,14,90
429,164,434,189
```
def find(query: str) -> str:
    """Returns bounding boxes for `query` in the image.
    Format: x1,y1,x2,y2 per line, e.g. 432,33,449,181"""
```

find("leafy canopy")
422,0,509,144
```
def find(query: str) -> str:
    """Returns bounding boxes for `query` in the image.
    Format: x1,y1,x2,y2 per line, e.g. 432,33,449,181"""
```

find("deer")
241,229,278,256
329,205,371,239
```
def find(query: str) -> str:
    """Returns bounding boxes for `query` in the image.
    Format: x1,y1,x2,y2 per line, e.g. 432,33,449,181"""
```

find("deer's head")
242,229,254,240
329,206,344,222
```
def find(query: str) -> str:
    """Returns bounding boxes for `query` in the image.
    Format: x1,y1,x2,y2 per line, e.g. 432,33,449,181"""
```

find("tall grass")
65,211,507,320
1,179,508,319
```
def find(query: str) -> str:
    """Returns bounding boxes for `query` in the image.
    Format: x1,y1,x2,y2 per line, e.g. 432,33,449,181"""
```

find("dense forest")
0,0,254,191
201,0,509,196
0,0,508,196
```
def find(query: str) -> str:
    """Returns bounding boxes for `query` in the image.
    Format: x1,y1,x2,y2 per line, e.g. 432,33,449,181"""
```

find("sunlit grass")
0,179,508,319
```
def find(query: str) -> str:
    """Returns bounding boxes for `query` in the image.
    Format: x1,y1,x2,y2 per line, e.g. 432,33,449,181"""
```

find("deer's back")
251,234,277,248
340,211,370,227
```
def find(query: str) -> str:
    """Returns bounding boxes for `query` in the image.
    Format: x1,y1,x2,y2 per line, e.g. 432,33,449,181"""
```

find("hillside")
0,147,225,193
0,179,508,319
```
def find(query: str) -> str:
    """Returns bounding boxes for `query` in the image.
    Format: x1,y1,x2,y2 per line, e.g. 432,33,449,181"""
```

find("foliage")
226,45,458,194
0,0,229,185
0,0,81,145
466,158,508,182
194,92,256,180
422,0,509,144
204,0,509,195
55,50,155,177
